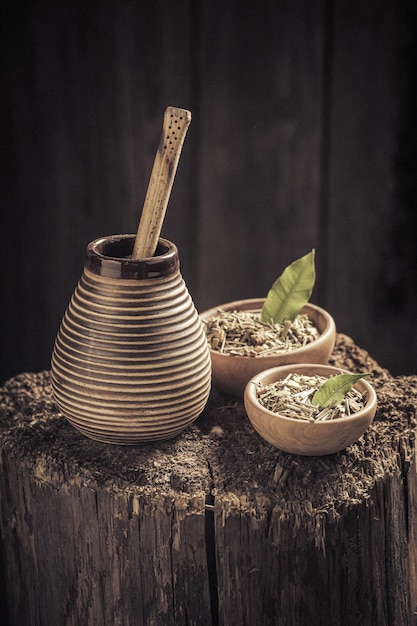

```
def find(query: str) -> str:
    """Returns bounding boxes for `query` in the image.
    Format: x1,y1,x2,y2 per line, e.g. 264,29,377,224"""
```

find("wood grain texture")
324,1,401,367
1,0,416,386
1,335,417,624
196,0,326,308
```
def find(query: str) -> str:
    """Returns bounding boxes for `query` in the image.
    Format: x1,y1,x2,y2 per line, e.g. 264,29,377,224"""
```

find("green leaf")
261,249,316,323
311,373,371,409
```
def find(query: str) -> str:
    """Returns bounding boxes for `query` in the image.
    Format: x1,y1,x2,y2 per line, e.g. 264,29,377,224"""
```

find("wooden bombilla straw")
132,106,192,259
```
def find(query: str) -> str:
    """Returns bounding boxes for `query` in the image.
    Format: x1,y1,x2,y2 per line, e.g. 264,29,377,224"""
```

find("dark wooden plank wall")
1,0,416,385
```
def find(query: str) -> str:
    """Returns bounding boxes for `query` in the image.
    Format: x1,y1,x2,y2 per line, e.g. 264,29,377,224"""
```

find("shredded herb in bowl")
203,310,319,357
203,250,319,356
255,372,370,421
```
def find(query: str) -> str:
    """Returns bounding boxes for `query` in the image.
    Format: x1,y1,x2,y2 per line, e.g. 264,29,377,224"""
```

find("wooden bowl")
200,299,336,397
244,364,377,456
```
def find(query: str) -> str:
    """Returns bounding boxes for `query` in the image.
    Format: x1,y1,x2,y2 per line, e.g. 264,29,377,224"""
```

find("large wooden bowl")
200,299,336,397
244,364,377,456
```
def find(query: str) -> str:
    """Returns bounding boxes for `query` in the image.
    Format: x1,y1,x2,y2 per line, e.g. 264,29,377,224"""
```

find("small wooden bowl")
200,299,336,397
244,364,377,456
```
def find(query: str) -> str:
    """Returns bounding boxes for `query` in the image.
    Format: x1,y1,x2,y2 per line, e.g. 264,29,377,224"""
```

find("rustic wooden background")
1,0,417,384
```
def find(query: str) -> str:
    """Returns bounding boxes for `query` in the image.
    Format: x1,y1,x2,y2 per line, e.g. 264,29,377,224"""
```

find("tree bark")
0,335,416,625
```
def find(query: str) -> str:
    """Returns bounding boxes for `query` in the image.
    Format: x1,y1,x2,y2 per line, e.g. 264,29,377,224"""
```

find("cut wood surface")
0,335,417,625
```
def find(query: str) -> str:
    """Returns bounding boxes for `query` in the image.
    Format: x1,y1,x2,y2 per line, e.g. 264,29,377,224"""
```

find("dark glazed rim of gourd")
85,235,179,279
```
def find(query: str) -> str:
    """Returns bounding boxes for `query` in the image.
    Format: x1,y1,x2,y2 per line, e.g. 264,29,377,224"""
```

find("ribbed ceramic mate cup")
51,234,212,444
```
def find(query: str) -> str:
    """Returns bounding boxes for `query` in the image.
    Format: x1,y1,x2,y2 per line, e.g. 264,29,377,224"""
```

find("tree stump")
0,334,416,626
